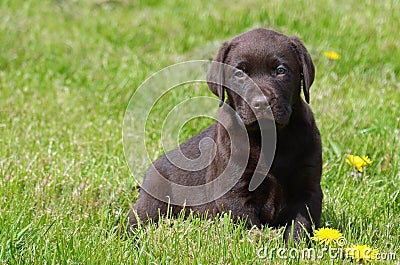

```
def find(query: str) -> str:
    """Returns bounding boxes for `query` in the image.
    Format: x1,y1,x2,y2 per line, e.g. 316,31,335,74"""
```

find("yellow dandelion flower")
346,155,372,172
324,50,341,60
346,245,379,263
311,228,344,246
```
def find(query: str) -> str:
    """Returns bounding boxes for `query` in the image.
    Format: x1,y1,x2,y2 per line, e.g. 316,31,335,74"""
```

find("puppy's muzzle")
249,95,274,122
251,95,270,111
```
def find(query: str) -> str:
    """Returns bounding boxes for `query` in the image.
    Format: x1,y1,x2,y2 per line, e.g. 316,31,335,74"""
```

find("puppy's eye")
276,66,287,76
234,70,245,78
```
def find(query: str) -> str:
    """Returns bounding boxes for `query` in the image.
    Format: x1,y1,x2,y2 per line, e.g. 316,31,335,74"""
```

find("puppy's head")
207,28,315,128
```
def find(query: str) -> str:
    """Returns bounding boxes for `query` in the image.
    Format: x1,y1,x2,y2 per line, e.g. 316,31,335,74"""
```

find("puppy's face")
207,29,315,128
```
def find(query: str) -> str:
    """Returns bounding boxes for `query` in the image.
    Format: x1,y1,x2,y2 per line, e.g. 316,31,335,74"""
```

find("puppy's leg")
126,191,169,235
284,188,322,244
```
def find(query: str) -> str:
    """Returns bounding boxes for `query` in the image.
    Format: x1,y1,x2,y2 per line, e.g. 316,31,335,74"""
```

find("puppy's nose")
251,96,270,110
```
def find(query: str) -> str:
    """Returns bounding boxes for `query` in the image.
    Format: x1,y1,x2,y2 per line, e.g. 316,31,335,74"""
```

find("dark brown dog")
127,28,322,243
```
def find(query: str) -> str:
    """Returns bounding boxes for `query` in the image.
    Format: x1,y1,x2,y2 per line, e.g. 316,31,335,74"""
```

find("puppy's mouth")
243,113,275,131
242,109,289,131
236,102,292,131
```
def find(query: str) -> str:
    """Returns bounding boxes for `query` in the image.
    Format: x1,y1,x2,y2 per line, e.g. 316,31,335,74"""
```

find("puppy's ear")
290,37,315,104
207,41,232,107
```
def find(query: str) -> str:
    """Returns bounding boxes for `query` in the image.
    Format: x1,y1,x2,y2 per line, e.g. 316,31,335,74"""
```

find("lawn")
0,0,399,264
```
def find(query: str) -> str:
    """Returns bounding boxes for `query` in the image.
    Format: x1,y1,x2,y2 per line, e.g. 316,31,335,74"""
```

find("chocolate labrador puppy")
127,28,322,243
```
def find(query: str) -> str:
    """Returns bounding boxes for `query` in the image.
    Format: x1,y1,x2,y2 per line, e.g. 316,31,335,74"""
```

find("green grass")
1,0,399,264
